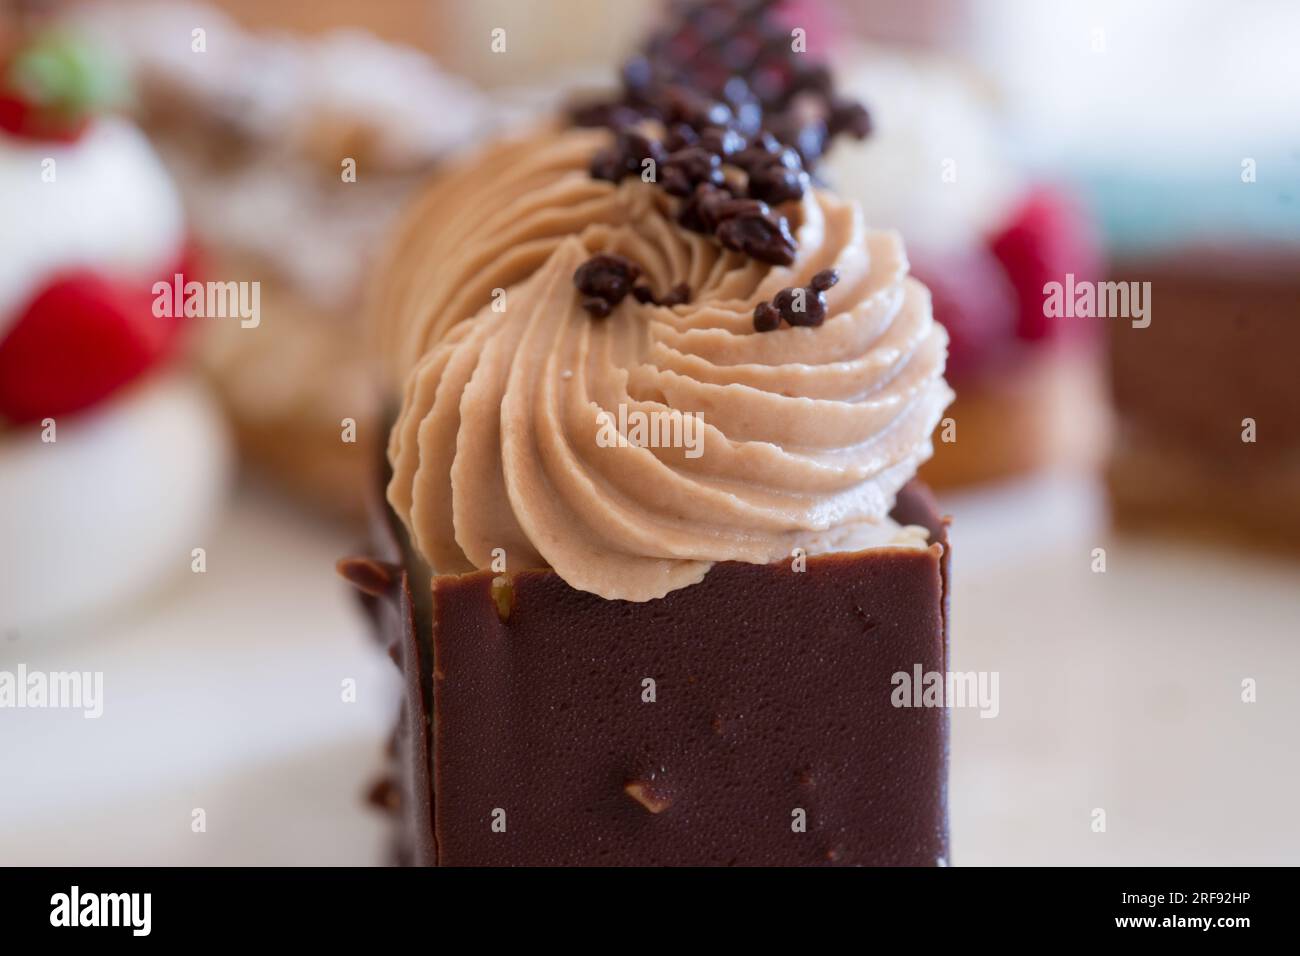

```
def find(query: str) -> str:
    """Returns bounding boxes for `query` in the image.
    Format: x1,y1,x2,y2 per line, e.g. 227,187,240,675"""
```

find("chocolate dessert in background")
1089,137,1300,553
1107,249,1300,553
346,0,956,866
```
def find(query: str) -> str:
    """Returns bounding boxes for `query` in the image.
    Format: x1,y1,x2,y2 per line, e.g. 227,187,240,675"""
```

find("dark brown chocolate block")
1108,248,1300,552
349,481,950,866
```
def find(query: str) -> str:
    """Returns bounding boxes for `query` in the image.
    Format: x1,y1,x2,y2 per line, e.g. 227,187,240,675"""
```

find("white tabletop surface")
2,472,1296,865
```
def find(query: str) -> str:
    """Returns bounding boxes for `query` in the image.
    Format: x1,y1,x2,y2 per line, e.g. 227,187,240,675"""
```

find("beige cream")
374,126,953,601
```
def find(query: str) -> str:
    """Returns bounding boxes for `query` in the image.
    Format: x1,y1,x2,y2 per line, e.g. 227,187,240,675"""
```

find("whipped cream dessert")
0,116,183,332
352,0,956,871
0,29,230,632
376,126,953,601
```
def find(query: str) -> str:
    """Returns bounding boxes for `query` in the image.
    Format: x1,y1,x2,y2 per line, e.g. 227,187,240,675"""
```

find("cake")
342,0,955,866
0,27,230,631
1089,118,1300,553
1107,247,1300,553
0,30,186,423
825,45,1106,489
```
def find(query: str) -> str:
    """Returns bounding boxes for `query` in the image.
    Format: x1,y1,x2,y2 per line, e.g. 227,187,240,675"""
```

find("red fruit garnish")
988,185,1101,342
0,92,89,142
0,30,125,144
909,245,1018,383
0,262,189,425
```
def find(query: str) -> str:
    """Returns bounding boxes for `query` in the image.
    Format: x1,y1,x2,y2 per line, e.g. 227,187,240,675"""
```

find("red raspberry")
988,184,1102,342
908,245,1018,383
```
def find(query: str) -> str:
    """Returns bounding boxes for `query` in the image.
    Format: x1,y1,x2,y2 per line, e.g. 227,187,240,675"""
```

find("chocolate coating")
353,481,951,866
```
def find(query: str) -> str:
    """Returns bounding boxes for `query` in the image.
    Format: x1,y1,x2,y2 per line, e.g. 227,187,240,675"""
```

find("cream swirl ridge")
375,127,954,601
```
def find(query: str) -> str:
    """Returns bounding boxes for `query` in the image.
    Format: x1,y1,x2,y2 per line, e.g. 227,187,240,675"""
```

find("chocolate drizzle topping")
571,0,871,276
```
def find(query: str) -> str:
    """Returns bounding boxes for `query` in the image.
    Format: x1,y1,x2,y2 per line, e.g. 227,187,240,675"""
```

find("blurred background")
1,0,1296,865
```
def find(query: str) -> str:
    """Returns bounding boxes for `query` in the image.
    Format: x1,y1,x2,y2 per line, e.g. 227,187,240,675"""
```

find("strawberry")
0,260,189,425
0,31,125,145
988,184,1102,342
0,91,89,142
908,244,1018,383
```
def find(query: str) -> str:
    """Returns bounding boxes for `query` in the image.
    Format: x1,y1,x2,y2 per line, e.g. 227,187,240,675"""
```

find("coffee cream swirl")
374,126,953,601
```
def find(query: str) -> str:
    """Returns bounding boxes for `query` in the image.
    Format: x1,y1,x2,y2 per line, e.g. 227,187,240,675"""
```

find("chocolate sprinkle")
810,268,840,292
752,269,839,332
716,212,796,265
582,296,614,318
590,148,625,183
570,0,871,280
747,161,808,205
662,146,726,196
574,253,642,318
677,182,732,233
778,286,826,327
699,125,747,158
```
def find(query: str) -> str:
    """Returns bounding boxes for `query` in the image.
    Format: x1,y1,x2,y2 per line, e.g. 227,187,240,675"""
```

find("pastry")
76,1,497,520
1091,121,1300,552
1107,246,1300,553
343,0,955,866
0,27,230,631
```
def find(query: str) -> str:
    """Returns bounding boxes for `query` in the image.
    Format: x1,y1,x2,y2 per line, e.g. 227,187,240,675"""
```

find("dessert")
0,27,230,631
1107,247,1300,552
343,0,954,866
1091,128,1300,552
826,45,1106,489
346,479,949,866
76,1,496,520
0,30,186,423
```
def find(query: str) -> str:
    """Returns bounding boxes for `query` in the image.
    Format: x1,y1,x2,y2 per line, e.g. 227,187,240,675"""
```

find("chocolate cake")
343,0,956,866
344,481,949,867
1108,247,1300,552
